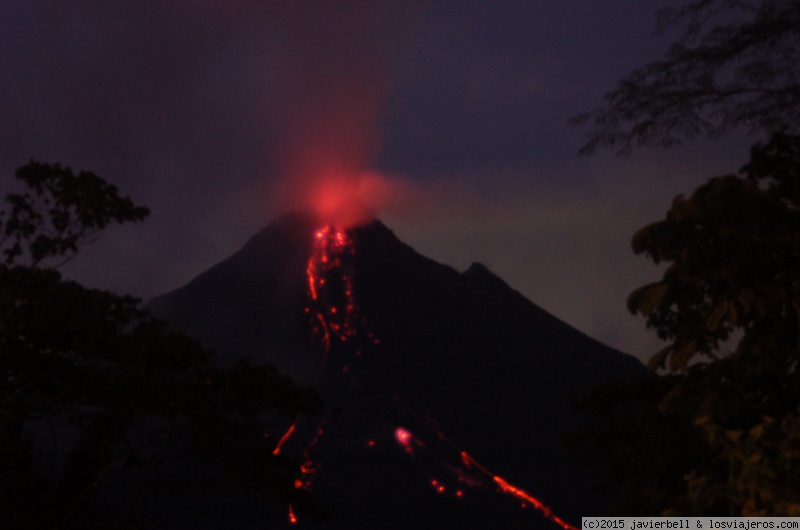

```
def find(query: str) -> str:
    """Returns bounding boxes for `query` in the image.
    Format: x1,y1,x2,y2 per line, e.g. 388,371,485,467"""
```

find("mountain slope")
148,212,643,528
148,212,322,379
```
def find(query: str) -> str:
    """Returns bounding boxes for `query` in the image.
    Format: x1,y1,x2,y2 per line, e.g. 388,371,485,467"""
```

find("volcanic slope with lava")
148,211,643,529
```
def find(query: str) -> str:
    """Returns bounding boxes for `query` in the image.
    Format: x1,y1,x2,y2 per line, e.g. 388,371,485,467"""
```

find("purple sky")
1,1,755,362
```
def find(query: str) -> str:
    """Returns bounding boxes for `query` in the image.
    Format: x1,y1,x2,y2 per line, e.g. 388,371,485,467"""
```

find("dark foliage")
629,133,800,378
575,134,800,515
0,161,150,267
572,375,706,515
0,163,324,528
572,0,800,155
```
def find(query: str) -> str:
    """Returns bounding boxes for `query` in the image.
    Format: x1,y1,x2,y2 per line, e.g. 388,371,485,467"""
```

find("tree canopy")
575,134,800,516
0,161,325,528
572,0,800,155
629,132,800,376
571,0,800,515
1,161,150,267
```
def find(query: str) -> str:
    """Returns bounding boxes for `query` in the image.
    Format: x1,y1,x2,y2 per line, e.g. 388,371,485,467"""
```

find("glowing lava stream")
461,451,579,530
279,224,376,525
305,225,376,368
393,421,579,530
397,400,578,527
278,223,577,529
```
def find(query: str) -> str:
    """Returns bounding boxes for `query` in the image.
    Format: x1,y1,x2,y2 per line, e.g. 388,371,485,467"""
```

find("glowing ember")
272,421,297,456
288,504,297,525
465,446,579,530
305,225,375,367
394,427,415,455
292,421,326,493
394,427,412,445
492,477,577,530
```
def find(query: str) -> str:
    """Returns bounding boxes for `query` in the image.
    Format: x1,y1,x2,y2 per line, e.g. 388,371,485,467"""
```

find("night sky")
1,1,756,362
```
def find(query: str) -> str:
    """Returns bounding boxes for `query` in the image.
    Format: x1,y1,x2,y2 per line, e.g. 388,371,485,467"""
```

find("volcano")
147,211,643,528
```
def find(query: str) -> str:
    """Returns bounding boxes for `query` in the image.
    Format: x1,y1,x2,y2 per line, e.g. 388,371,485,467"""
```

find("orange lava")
461,449,578,530
307,226,364,352
284,225,371,525
273,422,297,456
395,427,412,445
394,427,414,454
286,223,577,529
390,413,578,530
492,476,578,530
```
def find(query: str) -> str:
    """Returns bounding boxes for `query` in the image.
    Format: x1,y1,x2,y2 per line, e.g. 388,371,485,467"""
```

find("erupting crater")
146,210,644,528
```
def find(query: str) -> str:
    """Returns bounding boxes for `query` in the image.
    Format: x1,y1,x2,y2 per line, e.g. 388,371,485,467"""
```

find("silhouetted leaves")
572,375,706,515
0,161,149,267
0,162,323,528
570,1,800,511
630,134,800,375
576,134,800,515
572,0,800,154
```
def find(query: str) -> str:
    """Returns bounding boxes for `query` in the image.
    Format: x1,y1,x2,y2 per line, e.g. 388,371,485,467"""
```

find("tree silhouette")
572,0,800,155
575,134,800,515
0,161,149,267
0,162,325,528
570,0,800,514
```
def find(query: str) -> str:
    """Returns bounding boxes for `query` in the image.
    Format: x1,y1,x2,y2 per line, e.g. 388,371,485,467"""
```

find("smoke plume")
261,0,421,226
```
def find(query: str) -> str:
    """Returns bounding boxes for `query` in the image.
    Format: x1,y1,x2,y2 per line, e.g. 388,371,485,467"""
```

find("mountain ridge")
147,211,643,528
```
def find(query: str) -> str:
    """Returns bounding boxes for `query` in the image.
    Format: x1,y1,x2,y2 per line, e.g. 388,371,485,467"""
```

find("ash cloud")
0,0,420,289
261,1,421,224
1,0,417,199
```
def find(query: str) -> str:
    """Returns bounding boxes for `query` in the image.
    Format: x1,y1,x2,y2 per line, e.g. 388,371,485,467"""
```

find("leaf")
725,430,743,443
669,340,697,372
648,344,673,372
629,282,669,315
706,300,729,331
631,221,665,258
1,161,150,267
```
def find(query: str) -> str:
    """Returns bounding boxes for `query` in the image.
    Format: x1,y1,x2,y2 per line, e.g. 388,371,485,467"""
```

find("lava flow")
276,222,577,528
391,400,579,530
279,223,377,525
305,225,376,368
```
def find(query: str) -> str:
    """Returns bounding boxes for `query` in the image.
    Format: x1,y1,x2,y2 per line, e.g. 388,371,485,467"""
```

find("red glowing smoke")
262,1,422,227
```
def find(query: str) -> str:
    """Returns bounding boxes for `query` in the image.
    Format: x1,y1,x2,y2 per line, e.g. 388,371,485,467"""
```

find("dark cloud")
0,0,419,288
258,1,421,215
1,1,416,197
2,3,267,190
